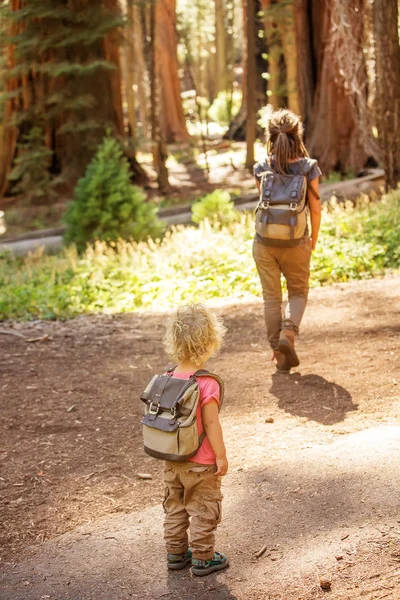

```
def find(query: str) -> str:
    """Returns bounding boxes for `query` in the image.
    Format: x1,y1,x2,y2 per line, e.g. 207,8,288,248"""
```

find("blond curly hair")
164,304,226,366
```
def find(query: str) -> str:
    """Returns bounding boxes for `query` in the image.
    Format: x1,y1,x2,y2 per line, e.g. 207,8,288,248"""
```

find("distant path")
0,169,384,256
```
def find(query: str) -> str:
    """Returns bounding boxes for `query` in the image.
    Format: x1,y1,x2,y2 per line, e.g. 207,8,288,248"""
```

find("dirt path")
1,276,400,599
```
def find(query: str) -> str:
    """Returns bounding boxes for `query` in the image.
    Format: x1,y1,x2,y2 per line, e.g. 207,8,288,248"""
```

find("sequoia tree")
0,0,145,200
373,0,400,189
156,0,189,142
295,0,378,174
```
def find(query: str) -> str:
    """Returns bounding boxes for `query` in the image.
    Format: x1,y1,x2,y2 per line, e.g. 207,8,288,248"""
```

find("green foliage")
7,127,57,204
64,137,164,251
323,169,356,184
1,191,400,321
208,91,242,126
191,190,238,226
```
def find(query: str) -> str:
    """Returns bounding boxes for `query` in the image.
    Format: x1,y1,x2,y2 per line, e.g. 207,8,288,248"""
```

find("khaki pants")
163,461,222,561
252,237,311,350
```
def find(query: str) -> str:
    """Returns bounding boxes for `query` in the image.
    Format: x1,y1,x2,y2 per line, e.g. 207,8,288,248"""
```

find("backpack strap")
193,369,224,411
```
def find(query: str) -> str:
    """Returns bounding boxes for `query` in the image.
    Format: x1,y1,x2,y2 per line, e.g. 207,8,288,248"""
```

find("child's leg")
183,464,223,561
163,462,190,556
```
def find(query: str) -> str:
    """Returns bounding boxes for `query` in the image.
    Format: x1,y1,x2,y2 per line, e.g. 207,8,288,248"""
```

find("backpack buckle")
261,201,270,209
148,402,160,416
289,202,297,211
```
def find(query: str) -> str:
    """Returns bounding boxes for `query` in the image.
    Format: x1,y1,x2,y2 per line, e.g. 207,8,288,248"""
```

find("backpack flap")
141,374,196,412
142,413,180,431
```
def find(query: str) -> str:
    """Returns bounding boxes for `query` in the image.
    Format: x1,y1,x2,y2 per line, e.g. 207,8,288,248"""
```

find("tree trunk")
0,0,24,196
294,0,314,131
225,0,266,141
155,0,189,143
133,3,149,139
297,0,377,174
0,0,146,199
277,1,300,114
373,0,400,189
260,0,282,108
122,0,136,140
245,0,256,169
149,1,170,193
215,0,228,93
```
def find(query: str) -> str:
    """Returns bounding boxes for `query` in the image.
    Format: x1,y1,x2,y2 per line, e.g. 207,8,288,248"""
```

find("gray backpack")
140,368,224,461
255,165,319,247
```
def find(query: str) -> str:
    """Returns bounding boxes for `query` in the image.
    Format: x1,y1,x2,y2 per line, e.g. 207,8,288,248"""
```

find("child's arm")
202,401,228,476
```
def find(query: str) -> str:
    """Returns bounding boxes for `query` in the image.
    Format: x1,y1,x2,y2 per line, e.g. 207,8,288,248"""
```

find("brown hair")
266,109,309,175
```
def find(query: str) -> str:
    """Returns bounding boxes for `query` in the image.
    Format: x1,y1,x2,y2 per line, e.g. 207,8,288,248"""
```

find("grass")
1,190,399,321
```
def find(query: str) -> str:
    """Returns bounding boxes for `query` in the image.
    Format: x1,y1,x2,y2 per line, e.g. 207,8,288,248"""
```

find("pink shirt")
172,372,220,465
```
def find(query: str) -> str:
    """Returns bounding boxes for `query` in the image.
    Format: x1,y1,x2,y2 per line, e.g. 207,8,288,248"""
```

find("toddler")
162,304,229,576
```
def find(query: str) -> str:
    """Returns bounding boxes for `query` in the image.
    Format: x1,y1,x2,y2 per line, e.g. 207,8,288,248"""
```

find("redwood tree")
0,0,145,200
295,0,378,174
156,0,189,143
373,0,400,189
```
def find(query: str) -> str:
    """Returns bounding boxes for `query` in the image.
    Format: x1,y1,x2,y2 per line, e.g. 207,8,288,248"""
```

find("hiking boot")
272,350,290,373
191,551,229,577
277,329,299,369
167,549,192,570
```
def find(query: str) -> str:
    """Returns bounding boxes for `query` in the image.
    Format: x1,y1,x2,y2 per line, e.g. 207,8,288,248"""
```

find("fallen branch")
0,329,26,339
254,544,268,558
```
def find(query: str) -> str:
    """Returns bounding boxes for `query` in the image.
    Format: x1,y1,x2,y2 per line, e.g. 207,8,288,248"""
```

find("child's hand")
215,456,228,476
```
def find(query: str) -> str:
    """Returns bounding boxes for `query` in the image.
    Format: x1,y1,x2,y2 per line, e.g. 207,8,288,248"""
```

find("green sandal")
191,551,229,577
167,549,192,570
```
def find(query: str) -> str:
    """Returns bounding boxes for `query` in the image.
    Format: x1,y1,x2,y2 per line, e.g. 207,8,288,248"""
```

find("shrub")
208,90,242,126
191,189,238,227
1,190,400,321
8,127,58,205
64,136,164,251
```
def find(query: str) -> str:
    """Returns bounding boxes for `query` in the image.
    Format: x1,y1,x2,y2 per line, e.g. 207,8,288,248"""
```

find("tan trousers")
163,461,222,561
253,237,311,350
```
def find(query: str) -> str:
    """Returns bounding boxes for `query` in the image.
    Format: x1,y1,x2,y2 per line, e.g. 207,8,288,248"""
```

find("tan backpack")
255,166,320,247
140,368,224,461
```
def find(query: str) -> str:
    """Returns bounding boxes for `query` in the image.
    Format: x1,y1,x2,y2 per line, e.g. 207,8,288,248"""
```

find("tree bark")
261,0,282,108
149,1,170,193
122,0,136,141
225,0,266,141
294,0,314,131
215,0,228,93
245,0,256,169
296,0,377,174
373,0,400,189
0,0,146,199
278,1,299,114
155,0,189,143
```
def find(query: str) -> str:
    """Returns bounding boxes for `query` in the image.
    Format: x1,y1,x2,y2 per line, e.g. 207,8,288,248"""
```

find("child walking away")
253,109,322,373
140,304,229,576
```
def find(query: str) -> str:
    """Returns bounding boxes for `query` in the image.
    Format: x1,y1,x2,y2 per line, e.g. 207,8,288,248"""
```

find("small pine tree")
7,127,57,204
64,137,163,251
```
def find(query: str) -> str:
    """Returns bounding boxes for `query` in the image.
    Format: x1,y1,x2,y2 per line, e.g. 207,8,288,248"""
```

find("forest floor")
1,275,400,600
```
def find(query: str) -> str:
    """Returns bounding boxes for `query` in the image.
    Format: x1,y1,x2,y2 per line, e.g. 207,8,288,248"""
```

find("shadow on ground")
270,372,357,425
